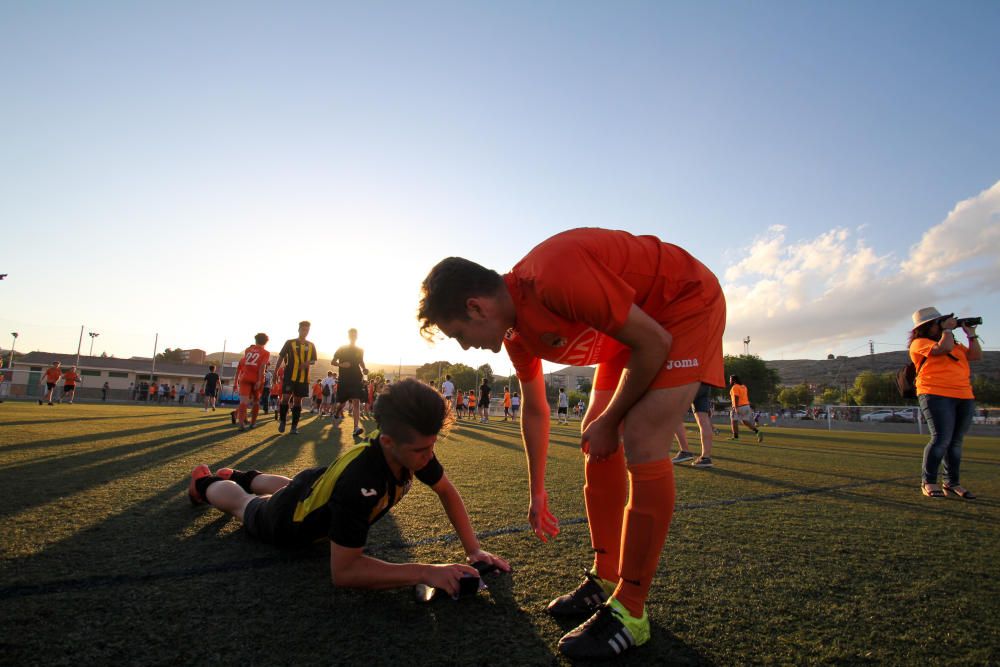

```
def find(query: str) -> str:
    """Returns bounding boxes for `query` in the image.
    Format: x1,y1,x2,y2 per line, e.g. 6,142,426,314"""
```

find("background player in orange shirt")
60,366,81,404
728,375,762,442
418,228,726,660
231,333,270,431
38,360,62,406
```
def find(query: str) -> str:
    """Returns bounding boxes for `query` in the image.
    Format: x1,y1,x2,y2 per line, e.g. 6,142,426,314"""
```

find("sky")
1,1,998,373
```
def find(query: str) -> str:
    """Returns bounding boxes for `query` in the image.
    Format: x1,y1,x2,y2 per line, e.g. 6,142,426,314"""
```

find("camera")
955,316,982,327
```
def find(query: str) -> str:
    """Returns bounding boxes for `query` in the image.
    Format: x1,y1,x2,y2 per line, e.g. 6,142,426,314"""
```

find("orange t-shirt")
237,344,271,384
312,382,323,398
730,384,749,407
467,395,476,409
502,228,720,381
909,339,974,400
62,371,80,386
45,367,62,382
503,391,511,408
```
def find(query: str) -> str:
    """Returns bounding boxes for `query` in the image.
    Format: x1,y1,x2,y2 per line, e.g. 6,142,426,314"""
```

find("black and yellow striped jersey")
279,338,317,383
283,438,444,547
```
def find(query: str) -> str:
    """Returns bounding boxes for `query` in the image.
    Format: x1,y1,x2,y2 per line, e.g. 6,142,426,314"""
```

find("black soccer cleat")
546,571,611,618
558,599,649,660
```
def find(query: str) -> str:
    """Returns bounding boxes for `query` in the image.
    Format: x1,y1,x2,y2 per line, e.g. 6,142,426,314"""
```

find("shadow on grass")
0,449,564,666
0,416,220,453
0,412,180,428
0,422,242,519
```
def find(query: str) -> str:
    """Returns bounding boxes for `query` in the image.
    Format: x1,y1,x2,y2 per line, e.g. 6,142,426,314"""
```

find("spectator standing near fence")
909,307,981,499
671,383,715,468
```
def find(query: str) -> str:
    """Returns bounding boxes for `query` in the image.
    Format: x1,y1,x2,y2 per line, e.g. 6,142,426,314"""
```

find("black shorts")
63,385,76,393
205,388,218,398
557,406,568,415
691,383,712,414
46,382,56,390
336,382,366,403
282,380,310,398
243,467,325,546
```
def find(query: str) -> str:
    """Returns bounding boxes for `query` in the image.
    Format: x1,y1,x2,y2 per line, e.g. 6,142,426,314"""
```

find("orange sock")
237,403,246,424
613,458,675,618
584,447,627,583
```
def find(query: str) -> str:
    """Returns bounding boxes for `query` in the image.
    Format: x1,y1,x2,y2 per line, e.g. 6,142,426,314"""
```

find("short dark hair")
374,378,452,443
299,321,311,328
729,375,741,385
418,257,504,340
255,333,269,345
209,365,216,371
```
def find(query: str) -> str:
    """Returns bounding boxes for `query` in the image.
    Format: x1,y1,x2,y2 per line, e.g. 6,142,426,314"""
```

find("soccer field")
1,403,997,666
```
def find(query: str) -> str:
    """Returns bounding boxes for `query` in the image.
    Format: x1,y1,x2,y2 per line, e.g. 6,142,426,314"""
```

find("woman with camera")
909,307,982,499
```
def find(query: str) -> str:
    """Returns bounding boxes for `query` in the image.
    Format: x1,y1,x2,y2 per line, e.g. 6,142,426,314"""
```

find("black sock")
230,469,262,493
280,403,289,422
291,405,301,428
195,475,222,501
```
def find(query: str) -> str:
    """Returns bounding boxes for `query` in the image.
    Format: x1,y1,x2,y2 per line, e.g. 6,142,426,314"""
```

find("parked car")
861,409,915,423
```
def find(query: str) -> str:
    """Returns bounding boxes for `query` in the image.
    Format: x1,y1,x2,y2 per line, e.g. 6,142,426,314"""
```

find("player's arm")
358,349,367,375
520,369,560,542
582,304,672,460
330,543,477,595
430,473,510,571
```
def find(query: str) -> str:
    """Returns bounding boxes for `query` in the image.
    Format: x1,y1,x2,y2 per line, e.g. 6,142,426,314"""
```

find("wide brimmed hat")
912,307,952,330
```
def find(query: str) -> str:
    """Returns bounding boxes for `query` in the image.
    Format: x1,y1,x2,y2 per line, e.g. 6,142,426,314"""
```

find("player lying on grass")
186,378,509,594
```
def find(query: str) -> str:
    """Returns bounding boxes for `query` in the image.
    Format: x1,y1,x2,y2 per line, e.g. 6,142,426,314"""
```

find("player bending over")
418,228,726,660
186,378,509,593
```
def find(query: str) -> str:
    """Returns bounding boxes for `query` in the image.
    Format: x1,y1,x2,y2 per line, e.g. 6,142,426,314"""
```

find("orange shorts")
593,280,726,392
238,380,260,399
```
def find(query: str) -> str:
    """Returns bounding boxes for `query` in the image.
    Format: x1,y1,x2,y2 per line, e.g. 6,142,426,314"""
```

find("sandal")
921,483,945,498
942,485,977,499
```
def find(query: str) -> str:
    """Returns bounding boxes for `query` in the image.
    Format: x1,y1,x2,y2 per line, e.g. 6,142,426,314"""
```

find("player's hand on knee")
424,563,479,597
528,491,560,543
581,417,620,461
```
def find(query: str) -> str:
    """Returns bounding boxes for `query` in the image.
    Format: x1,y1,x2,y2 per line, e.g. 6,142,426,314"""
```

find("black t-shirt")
479,383,491,405
290,438,444,547
333,345,365,385
204,372,220,391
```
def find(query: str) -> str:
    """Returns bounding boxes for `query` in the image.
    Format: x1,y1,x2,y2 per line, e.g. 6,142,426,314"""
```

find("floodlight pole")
7,332,17,370
743,336,751,356
151,333,159,381
88,331,99,357
75,325,84,368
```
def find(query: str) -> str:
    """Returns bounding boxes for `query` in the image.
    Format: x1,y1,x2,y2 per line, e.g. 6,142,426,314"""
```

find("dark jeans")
261,388,270,413
919,394,975,486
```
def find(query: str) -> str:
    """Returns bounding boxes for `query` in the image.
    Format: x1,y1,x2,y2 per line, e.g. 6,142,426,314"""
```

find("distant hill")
765,350,1000,388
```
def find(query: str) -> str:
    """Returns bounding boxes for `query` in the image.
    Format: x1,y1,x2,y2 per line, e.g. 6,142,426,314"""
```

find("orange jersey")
503,229,724,384
467,395,476,409
909,339,974,400
45,367,62,382
312,382,323,398
729,384,749,407
236,344,270,384
61,371,80,385
503,391,511,408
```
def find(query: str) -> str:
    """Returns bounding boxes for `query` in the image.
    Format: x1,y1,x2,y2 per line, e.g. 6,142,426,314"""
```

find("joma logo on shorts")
664,359,699,370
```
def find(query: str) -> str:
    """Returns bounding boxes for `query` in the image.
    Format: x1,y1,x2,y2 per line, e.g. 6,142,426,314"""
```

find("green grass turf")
1,403,998,666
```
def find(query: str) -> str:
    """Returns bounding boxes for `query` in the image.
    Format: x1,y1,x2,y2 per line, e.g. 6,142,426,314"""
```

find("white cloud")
723,180,1000,357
